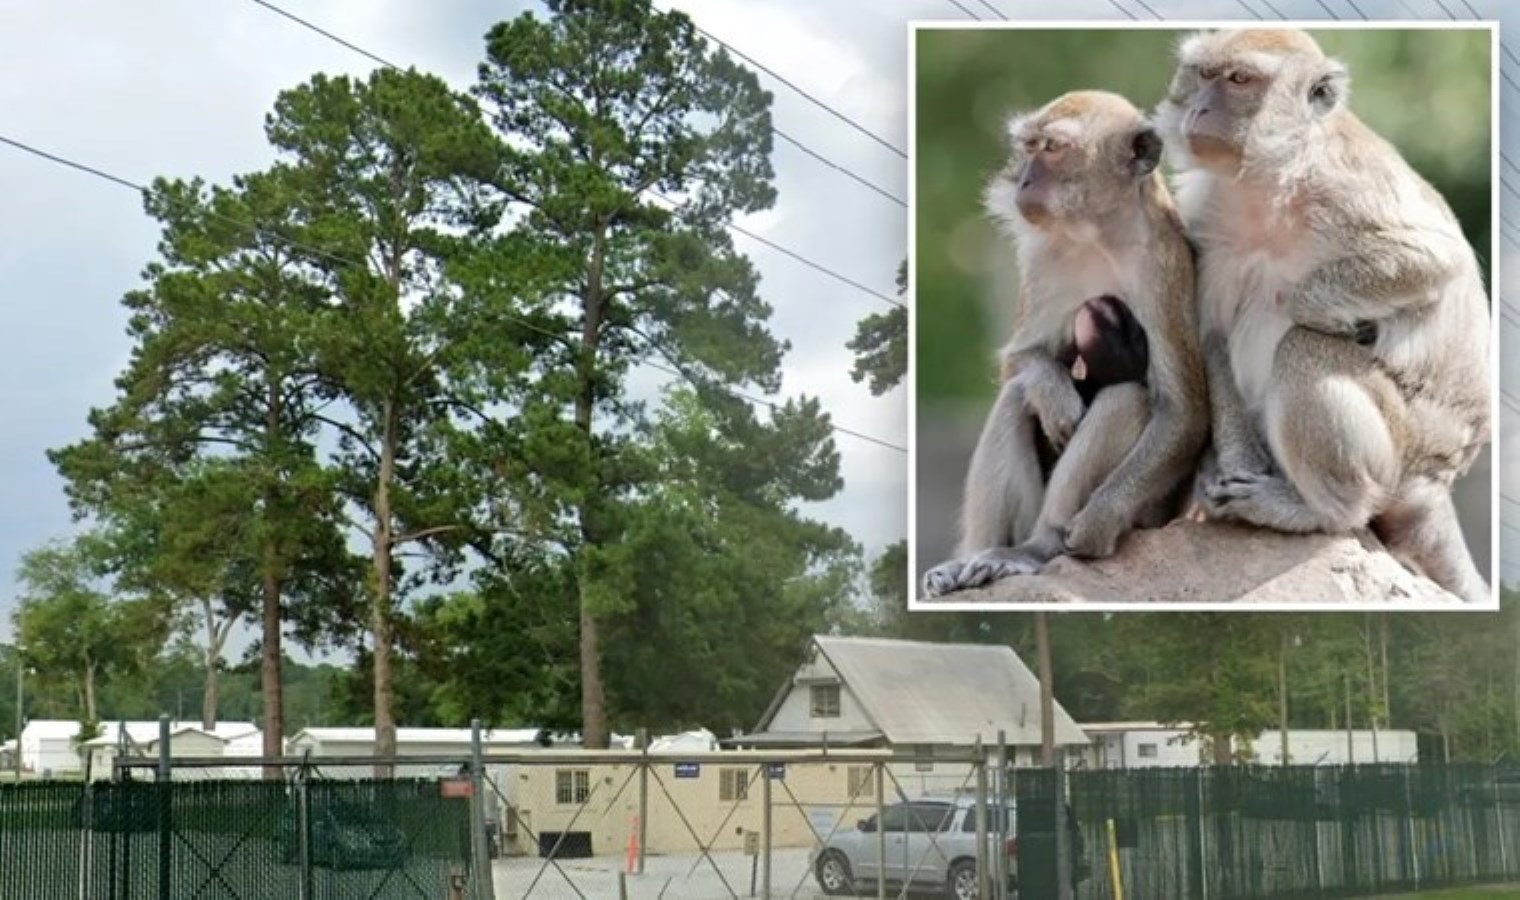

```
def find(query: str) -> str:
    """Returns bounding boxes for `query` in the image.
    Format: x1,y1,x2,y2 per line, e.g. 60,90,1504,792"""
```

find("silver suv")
811,796,1016,899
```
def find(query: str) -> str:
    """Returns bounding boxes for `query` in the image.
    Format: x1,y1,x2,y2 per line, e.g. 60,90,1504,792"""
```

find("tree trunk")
1036,612,1055,767
260,378,285,778
1277,629,1290,766
372,397,398,776
1363,620,1380,762
202,655,220,733
576,226,611,750
1379,614,1391,727
201,597,224,731
1211,733,1232,765
83,659,98,725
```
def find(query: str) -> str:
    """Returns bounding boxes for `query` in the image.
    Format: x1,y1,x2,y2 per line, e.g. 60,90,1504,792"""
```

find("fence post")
470,719,496,900
297,766,312,900
1055,763,1071,900
875,761,886,900
156,714,170,900
1496,774,1511,878
761,761,772,899
996,730,1009,899
975,738,990,900
637,728,649,876
1403,765,1419,890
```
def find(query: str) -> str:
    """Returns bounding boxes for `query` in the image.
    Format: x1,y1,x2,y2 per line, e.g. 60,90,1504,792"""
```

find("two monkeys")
924,29,1491,603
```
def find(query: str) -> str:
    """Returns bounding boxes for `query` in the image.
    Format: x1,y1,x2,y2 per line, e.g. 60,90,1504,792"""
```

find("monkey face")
986,91,1163,236
1157,29,1349,175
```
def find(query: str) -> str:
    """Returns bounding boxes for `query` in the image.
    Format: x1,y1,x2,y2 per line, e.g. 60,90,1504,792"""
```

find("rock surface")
917,520,1463,606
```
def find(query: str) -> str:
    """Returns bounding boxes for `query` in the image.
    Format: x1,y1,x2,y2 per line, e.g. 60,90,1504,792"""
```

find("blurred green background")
913,27,1493,406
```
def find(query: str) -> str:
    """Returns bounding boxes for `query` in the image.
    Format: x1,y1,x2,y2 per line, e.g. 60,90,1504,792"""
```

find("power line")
772,128,904,207
1257,0,1288,19
244,0,905,310
1314,0,1340,18
244,0,906,207
0,129,908,455
1431,0,1458,19
1102,0,1140,20
1131,0,1163,19
651,2,906,159
1235,0,1266,20
1457,0,1483,17
943,0,983,19
972,0,1008,19
1344,0,1370,19
648,191,902,309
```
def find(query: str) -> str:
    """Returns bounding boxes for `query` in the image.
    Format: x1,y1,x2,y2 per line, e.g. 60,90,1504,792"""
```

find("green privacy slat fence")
1039,763,1520,900
0,778,474,900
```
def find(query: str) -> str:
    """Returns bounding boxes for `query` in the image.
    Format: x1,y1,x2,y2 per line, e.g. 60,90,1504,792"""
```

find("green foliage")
847,261,907,396
13,536,170,724
914,28,1493,404
465,0,850,744
858,591,1520,764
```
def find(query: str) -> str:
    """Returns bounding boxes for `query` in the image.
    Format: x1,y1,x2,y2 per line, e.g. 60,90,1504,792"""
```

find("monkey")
1034,295,1152,479
923,91,1209,597
1155,29,1491,603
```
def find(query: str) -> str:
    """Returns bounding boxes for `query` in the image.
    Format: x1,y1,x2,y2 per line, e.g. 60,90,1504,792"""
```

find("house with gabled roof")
724,635,1089,766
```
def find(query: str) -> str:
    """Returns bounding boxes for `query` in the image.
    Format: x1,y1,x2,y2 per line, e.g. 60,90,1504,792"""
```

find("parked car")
278,796,410,870
811,796,1017,900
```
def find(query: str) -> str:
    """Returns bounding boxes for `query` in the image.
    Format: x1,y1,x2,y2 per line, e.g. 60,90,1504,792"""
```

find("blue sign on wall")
767,762,786,780
674,762,701,778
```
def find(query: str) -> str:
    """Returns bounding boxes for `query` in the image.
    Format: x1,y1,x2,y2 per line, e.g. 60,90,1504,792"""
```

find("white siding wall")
1251,730,1418,765
35,737,83,774
765,655,874,736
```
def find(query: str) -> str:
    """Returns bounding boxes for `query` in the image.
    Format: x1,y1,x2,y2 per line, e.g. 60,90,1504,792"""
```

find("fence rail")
3,728,1518,900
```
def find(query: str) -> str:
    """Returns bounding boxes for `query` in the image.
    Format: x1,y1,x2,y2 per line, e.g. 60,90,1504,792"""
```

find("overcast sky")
1,0,1517,646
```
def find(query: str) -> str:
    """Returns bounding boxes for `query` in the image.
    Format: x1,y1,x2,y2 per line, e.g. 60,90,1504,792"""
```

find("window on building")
555,769,590,805
720,767,749,802
810,683,841,718
1137,743,1159,759
846,765,873,799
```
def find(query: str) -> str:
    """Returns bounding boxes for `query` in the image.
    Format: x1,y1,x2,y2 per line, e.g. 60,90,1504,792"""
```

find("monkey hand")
1017,369,1085,450
1063,501,1127,559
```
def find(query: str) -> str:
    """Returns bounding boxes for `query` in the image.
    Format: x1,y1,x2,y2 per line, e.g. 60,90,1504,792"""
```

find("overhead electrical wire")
0,130,908,454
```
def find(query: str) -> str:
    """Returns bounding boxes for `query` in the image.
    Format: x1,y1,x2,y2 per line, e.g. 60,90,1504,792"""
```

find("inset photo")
909,24,1498,609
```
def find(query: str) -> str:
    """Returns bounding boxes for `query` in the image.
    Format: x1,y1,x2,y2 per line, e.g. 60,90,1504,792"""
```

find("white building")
1082,721,1419,768
20,719,259,777
727,635,1089,766
287,726,561,759
19,720,88,775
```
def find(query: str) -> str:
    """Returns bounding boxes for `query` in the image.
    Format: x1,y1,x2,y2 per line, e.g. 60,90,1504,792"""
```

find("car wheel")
946,860,979,900
815,851,855,896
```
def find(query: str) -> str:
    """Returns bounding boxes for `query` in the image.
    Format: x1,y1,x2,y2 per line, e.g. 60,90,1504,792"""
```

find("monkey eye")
1042,138,1067,153
1227,71,1254,86
1020,138,1040,155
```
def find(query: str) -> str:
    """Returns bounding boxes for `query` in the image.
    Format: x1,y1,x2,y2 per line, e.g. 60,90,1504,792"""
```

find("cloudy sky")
1,0,1517,645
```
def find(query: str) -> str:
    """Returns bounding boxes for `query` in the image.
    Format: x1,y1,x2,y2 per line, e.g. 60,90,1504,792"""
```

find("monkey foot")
923,549,1049,595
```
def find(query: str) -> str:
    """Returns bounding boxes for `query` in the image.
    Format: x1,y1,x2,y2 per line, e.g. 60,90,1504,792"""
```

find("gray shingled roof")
801,636,1088,747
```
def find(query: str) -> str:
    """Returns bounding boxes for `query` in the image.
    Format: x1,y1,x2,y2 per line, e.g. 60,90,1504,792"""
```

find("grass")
1371,887,1520,899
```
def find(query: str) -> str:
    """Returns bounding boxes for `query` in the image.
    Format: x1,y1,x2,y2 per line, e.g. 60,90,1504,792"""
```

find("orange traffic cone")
625,816,640,874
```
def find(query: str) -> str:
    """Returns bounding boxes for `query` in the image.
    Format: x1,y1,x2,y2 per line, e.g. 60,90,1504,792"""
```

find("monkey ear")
1308,60,1349,117
1129,126,1163,177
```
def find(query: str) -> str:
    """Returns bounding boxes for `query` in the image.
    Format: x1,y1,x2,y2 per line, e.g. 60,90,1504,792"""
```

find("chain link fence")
1066,762,1520,899
3,728,1518,900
